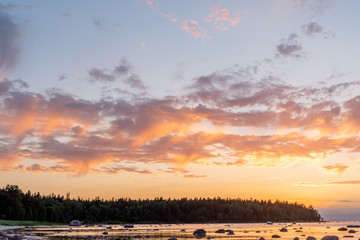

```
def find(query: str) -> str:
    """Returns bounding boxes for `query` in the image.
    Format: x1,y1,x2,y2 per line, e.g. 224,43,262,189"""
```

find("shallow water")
21,221,360,240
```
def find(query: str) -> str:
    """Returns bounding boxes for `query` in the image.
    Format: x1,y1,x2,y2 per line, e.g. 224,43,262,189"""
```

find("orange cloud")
2,67,360,176
183,174,208,179
321,164,349,174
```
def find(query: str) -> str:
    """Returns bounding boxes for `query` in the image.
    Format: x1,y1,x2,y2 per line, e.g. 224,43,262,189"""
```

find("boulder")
144,235,151,238
267,222,273,225
69,220,82,226
133,235,142,238
102,232,108,235
294,238,299,240
338,228,348,231
124,224,134,228
321,236,339,240
227,231,235,236
215,229,225,233
343,236,354,238
347,225,360,228
259,237,265,240
193,229,206,238
306,237,316,240
168,238,177,240
280,228,288,232
272,235,281,238
348,230,356,233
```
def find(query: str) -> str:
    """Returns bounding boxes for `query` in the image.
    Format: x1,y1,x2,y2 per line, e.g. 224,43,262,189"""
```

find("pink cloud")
182,20,212,41
161,13,176,23
205,5,241,31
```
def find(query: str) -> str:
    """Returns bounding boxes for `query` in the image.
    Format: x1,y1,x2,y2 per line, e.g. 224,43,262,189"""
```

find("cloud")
205,5,241,31
329,180,360,185
93,165,152,175
88,59,146,90
161,13,176,23
294,180,360,187
88,68,116,83
302,22,334,38
0,3,18,11
92,18,121,32
59,12,71,18
276,33,303,58
294,0,334,16
302,22,323,36
182,20,211,41
321,163,349,174
0,78,28,95
57,74,67,81
3,62,360,175
141,0,157,8
183,174,208,179
0,6,21,78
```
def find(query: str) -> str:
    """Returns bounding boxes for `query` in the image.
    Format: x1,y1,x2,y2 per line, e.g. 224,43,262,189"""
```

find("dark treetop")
0,185,321,223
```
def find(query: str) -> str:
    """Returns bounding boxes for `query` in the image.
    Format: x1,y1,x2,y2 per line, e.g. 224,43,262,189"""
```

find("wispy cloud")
183,174,208,179
88,58,146,90
294,180,360,187
140,0,157,9
92,18,121,32
161,13,176,23
302,22,335,38
0,6,21,78
321,163,349,174
205,5,241,31
182,20,212,41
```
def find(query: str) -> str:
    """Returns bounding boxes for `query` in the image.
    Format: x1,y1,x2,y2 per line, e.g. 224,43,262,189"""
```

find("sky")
1,0,360,221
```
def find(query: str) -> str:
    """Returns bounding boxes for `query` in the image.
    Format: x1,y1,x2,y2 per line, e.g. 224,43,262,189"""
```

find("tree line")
0,185,321,223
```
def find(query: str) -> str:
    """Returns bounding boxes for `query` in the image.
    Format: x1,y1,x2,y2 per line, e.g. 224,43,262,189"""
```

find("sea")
14,221,360,240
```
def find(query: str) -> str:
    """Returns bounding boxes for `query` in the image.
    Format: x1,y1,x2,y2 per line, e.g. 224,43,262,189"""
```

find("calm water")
21,221,360,240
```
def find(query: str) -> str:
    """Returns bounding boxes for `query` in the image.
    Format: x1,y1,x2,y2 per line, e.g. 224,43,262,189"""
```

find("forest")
0,185,321,223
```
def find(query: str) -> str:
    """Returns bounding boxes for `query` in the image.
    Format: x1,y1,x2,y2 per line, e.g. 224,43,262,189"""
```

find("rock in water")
215,229,225,233
193,229,206,238
272,235,281,238
124,224,134,228
259,237,265,240
280,228,288,232
294,237,299,240
348,230,356,233
338,228,348,231
69,220,82,226
321,236,339,240
307,237,316,240
227,231,235,235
